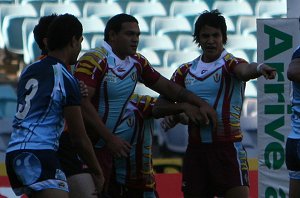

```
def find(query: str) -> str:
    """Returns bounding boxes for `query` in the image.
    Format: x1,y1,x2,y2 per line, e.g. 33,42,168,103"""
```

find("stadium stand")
212,0,253,17
27,31,40,63
83,2,123,21
169,1,210,26
139,49,161,67
236,15,257,36
255,0,287,18
163,50,200,68
175,34,198,52
79,16,105,45
40,2,81,17
2,6,38,55
126,1,167,29
90,34,104,48
151,16,192,42
21,0,59,14
22,18,39,64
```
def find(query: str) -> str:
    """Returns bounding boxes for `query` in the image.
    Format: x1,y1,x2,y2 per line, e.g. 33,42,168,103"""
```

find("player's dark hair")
104,13,138,42
33,14,58,53
193,9,227,46
47,13,82,51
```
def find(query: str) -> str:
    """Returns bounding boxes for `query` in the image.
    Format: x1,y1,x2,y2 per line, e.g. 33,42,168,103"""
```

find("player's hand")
258,64,277,80
106,135,131,158
161,115,178,131
91,173,105,197
78,80,88,97
196,102,218,131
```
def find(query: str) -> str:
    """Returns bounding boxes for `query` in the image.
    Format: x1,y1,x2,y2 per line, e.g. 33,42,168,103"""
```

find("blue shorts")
5,149,68,196
285,138,300,180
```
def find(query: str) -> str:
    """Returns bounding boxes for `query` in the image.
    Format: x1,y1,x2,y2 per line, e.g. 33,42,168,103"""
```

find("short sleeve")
134,53,161,86
170,63,190,87
223,53,248,74
64,75,81,106
74,50,107,88
130,94,156,118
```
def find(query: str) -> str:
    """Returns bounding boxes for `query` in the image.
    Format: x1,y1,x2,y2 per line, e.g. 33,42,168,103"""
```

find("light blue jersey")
114,94,156,191
288,46,300,139
171,50,248,143
75,42,160,148
7,56,81,152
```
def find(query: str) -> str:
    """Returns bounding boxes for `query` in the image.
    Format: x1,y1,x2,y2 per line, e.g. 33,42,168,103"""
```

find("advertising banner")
257,18,300,198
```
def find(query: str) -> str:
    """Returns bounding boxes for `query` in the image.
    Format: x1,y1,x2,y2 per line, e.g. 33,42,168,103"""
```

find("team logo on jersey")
127,117,134,127
131,72,137,81
185,78,194,85
213,73,221,82
104,72,117,83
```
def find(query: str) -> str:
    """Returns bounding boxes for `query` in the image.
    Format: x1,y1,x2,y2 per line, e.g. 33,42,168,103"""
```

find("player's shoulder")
224,51,248,64
292,45,300,59
78,47,108,63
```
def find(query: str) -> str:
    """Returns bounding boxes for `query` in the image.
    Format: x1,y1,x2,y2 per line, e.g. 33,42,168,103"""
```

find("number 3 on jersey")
16,79,38,119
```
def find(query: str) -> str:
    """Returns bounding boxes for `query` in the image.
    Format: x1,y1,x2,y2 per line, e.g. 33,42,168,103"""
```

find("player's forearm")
81,98,115,144
175,87,209,109
152,97,185,118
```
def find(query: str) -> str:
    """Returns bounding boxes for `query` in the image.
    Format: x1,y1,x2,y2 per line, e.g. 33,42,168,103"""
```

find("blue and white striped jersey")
7,56,81,152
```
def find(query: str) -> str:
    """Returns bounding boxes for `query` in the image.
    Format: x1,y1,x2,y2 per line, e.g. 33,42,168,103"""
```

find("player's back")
7,56,80,152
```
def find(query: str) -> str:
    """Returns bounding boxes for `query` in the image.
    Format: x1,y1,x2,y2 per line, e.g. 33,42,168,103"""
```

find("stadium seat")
2,15,38,54
151,17,192,40
163,50,200,68
175,34,198,52
255,0,287,18
212,0,253,17
40,2,81,17
0,84,17,117
64,0,99,13
138,35,174,65
126,1,167,28
90,34,104,48
226,34,257,51
27,31,41,62
139,49,161,67
79,17,105,46
236,15,257,36
0,4,37,49
22,18,39,64
21,0,59,13
138,35,174,52
126,2,167,18
83,2,123,20
136,16,150,34
169,1,209,18
0,111,14,159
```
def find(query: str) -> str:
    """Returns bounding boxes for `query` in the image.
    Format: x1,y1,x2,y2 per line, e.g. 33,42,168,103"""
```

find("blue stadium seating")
40,2,81,17
22,18,39,64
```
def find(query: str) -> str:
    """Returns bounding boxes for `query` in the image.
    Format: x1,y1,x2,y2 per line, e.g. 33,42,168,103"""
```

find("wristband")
256,63,264,73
